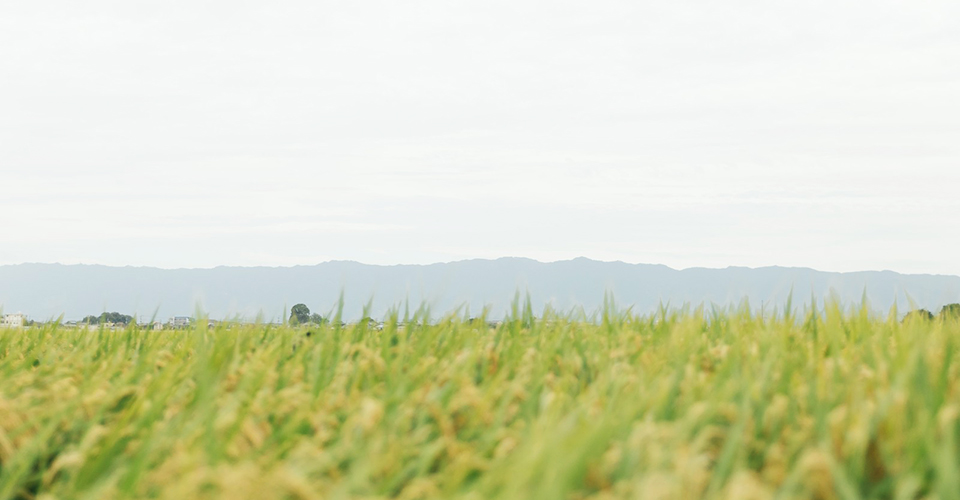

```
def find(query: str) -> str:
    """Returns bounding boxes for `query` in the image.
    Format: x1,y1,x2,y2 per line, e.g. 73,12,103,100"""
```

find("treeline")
289,304,324,326
904,303,960,322
81,312,134,325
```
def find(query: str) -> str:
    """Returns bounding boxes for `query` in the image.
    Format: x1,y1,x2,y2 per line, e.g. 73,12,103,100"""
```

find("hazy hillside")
1,258,959,321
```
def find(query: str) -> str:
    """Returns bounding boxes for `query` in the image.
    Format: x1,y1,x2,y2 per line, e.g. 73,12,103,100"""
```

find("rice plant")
0,299,958,499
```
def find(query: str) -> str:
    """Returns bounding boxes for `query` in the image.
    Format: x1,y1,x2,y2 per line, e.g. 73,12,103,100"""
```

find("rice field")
1,300,959,500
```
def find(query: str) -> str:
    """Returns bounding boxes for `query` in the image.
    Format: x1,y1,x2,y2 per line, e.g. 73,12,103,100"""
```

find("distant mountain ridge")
1,258,959,321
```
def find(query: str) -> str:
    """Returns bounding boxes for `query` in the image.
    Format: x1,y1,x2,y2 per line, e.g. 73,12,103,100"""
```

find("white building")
2,313,27,328
170,316,192,328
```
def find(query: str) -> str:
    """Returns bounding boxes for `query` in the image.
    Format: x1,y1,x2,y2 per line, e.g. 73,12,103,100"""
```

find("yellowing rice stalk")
0,301,958,499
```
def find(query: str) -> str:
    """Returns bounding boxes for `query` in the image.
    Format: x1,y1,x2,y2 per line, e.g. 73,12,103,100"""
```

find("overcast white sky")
1,1,958,274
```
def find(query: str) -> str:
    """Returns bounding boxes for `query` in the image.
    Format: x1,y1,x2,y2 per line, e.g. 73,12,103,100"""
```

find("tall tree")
290,304,310,325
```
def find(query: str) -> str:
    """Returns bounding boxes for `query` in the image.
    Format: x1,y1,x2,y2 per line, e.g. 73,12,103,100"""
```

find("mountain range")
1,258,959,322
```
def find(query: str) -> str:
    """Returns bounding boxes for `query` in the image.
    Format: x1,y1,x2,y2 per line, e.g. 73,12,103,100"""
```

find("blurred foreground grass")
1,302,959,500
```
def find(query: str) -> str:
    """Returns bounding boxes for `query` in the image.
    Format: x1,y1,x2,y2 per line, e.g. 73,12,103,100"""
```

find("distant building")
170,316,192,328
2,313,26,328
152,321,164,331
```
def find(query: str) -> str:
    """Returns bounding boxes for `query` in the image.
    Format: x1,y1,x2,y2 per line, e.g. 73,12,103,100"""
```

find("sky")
2,1,959,275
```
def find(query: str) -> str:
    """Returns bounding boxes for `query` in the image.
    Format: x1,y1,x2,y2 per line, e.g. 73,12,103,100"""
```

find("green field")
1,302,959,500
